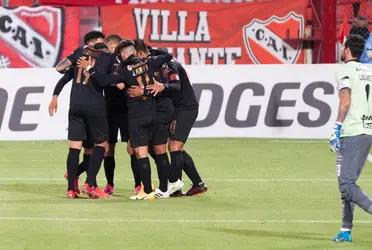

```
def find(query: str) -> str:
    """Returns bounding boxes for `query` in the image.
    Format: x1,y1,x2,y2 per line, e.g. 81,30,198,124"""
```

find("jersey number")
366,84,370,101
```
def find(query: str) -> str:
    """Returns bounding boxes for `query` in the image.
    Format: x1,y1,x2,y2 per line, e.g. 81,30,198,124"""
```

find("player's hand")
128,86,144,97
77,56,92,70
48,96,58,117
329,122,342,152
116,82,125,90
146,80,165,96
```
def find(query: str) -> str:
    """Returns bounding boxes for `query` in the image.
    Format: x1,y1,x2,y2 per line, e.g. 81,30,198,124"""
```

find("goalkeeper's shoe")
154,188,170,199
67,190,79,199
130,190,155,200
331,231,352,242
167,179,184,195
186,182,208,196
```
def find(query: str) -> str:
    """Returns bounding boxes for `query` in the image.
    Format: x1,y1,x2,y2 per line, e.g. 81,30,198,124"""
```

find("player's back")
337,61,372,137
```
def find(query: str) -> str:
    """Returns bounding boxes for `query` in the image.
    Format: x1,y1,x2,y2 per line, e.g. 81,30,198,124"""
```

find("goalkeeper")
330,34,372,242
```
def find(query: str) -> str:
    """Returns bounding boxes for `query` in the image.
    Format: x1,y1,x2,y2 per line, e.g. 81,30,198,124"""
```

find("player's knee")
168,140,183,152
105,143,115,157
134,147,148,159
69,140,83,150
153,144,166,155
127,146,134,155
339,182,356,200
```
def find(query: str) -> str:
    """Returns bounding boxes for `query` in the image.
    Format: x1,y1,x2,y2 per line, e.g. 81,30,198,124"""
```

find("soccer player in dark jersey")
133,40,180,198
101,34,127,195
49,31,106,194
76,44,124,199
52,44,120,199
147,49,207,196
112,40,172,200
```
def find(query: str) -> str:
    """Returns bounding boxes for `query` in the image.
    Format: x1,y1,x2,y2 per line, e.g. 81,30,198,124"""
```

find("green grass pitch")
1,138,372,249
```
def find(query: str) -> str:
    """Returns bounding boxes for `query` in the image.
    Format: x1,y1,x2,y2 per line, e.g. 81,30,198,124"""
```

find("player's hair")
104,34,122,45
134,39,149,53
345,34,366,60
83,31,105,45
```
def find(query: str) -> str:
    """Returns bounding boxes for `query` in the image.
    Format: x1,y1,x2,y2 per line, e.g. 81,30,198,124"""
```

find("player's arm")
164,62,181,92
49,68,73,116
330,75,352,152
55,58,72,74
146,67,180,96
55,47,83,74
336,87,351,123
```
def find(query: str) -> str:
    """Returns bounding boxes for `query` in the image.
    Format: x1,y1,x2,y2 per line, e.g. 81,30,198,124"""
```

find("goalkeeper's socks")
104,156,115,186
77,153,90,177
130,154,141,187
169,151,184,183
137,157,152,194
155,153,170,192
87,146,105,187
66,148,80,190
183,151,203,186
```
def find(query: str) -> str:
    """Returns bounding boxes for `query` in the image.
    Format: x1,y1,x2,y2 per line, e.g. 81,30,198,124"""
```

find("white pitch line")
0,217,371,224
0,177,343,182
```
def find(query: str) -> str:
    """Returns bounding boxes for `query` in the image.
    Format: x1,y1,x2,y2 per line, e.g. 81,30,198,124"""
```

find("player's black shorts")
128,115,156,148
170,107,198,143
107,113,129,144
151,111,174,146
68,104,108,144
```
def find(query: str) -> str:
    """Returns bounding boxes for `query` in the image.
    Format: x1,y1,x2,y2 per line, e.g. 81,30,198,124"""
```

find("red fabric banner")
102,1,308,64
0,6,80,68
39,0,129,6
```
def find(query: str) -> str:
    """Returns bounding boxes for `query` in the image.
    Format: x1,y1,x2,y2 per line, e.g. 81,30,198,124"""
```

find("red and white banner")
39,0,129,6
0,6,80,68
102,1,308,64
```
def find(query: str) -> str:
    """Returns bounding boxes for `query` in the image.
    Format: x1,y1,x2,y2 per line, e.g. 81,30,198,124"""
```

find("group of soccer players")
48,31,207,200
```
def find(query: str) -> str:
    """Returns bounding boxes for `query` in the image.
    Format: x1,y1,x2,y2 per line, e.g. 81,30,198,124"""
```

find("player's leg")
128,116,155,200
104,114,119,194
104,143,116,195
168,108,206,195
128,142,142,193
77,143,93,179
85,107,109,199
151,117,172,198
66,140,83,198
333,135,372,241
66,105,86,198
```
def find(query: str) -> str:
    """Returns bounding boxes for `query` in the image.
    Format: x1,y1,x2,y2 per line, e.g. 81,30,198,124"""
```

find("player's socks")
77,153,90,177
66,148,80,191
87,146,105,187
183,151,203,186
130,154,141,187
137,157,152,194
169,151,184,183
155,153,170,192
104,156,115,186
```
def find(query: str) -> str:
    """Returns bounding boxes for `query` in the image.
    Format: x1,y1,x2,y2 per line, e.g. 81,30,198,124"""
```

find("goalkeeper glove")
330,122,342,152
